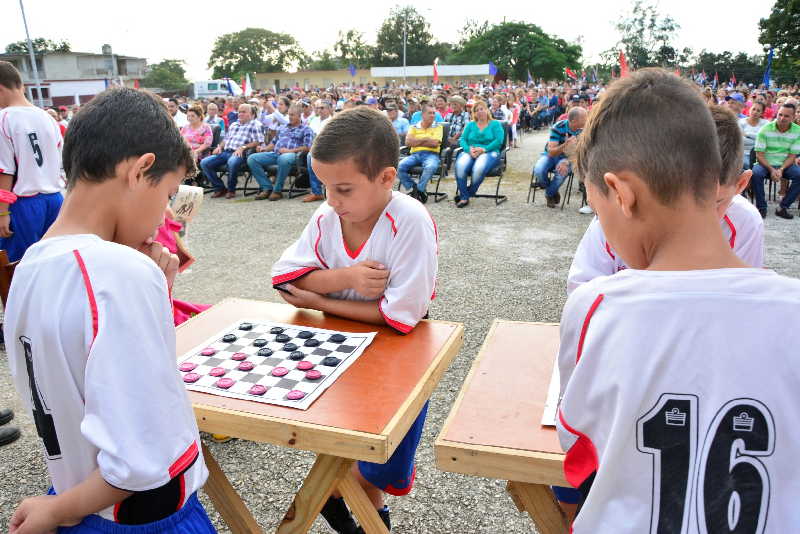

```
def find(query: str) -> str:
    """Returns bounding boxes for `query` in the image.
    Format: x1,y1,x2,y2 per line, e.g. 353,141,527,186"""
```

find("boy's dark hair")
708,104,743,187
311,107,398,180
0,61,22,90
63,87,194,190
575,68,721,205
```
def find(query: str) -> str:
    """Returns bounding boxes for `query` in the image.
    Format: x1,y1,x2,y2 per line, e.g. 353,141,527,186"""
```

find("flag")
674,67,681,77
619,51,629,78
488,61,498,76
244,72,253,96
240,76,246,94
565,67,578,80
712,72,718,89
581,70,587,83
527,70,533,85
700,70,707,84
348,64,356,77
133,79,140,89
224,77,234,95
591,67,598,83
433,57,439,83
729,72,736,88
763,48,773,88
104,78,109,89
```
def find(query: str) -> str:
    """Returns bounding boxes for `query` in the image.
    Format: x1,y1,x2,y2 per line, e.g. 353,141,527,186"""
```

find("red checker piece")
179,362,197,372
200,347,217,356
271,367,289,377
231,352,247,361
305,370,322,380
248,384,268,396
209,367,226,377
286,390,306,400
183,372,201,383
215,378,235,389
237,361,255,372
296,361,314,371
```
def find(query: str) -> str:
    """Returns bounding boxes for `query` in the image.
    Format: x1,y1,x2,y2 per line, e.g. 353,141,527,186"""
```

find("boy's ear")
733,170,753,196
604,171,637,219
379,167,397,190
126,153,156,188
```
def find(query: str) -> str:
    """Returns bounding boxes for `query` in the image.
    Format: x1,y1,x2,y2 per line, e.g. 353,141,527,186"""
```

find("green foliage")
208,28,307,79
307,50,341,71
5,38,71,54
372,5,446,66
141,59,189,91
609,0,683,68
452,21,582,81
758,0,800,77
333,30,373,69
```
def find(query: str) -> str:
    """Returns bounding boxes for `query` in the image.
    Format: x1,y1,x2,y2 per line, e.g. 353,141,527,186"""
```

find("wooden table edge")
380,322,464,453
434,437,568,486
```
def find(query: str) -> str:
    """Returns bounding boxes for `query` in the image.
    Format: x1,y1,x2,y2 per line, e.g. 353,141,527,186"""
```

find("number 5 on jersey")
637,394,775,534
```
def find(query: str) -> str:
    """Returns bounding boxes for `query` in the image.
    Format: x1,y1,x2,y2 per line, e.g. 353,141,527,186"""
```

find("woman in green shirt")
454,100,506,208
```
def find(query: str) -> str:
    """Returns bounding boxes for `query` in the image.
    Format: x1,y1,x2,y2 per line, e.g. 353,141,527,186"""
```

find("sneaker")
354,506,391,534
320,496,360,534
775,207,794,220
211,189,227,198
0,408,13,426
302,194,325,203
553,192,561,205
269,192,283,201
0,426,20,446
456,199,469,208
417,190,428,204
254,190,272,200
546,196,556,208
758,207,767,219
225,191,236,199
578,205,594,215
408,188,419,200
454,194,460,203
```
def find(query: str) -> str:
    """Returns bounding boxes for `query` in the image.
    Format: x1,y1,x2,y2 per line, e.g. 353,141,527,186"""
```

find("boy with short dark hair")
556,68,800,533
6,87,215,533
272,107,438,533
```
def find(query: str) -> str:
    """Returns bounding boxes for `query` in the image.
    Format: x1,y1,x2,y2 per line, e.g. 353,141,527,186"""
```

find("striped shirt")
273,123,314,152
542,119,581,155
754,121,800,167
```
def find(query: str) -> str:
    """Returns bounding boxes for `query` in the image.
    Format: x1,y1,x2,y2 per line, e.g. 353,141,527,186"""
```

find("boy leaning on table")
271,107,438,534
555,68,800,533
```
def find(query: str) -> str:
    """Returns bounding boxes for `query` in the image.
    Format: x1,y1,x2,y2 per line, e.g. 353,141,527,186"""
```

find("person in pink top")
180,104,213,166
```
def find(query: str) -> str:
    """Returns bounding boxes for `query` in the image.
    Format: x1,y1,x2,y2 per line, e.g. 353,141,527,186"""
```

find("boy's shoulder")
384,192,436,230
726,194,763,231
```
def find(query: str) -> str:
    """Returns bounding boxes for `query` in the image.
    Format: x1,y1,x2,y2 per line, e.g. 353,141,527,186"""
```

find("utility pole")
18,0,44,107
402,13,407,87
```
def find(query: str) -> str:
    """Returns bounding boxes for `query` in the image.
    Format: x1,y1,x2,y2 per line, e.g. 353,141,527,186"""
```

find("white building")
370,64,491,86
0,44,146,107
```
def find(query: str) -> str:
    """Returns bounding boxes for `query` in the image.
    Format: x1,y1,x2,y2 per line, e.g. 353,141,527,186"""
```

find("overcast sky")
1,0,776,79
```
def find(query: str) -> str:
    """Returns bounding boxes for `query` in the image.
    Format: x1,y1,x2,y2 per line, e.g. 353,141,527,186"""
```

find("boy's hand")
138,238,180,290
10,495,79,534
0,213,12,238
278,284,323,309
347,261,390,299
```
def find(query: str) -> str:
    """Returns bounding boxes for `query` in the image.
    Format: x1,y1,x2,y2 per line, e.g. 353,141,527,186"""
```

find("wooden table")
176,298,463,534
434,320,569,534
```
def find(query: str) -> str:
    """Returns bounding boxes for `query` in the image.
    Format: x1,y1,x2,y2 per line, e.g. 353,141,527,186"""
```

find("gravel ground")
1,128,799,533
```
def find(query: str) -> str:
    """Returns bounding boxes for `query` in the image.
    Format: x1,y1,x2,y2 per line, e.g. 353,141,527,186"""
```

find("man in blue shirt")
387,106,409,139
532,107,587,207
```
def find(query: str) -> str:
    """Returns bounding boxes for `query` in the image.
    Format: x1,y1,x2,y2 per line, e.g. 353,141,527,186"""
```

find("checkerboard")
177,319,377,410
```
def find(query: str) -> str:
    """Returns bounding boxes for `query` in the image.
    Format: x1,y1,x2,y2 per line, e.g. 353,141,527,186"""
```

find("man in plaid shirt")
200,103,263,198
246,104,313,201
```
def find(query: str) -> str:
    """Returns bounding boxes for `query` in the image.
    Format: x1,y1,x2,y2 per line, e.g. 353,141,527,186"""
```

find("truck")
190,79,242,99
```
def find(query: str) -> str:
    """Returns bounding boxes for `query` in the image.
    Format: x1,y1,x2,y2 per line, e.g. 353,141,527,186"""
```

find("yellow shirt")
409,123,443,154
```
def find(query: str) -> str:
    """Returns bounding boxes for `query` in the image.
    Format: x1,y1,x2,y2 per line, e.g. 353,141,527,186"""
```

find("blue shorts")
1,192,63,262
358,401,428,496
48,489,216,533
552,485,580,504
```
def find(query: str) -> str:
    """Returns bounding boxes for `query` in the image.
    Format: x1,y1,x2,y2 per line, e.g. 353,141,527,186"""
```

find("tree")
140,59,189,91
5,38,70,54
208,28,307,79
609,0,682,69
307,50,341,71
372,5,446,66
691,51,766,85
333,29,373,68
758,0,800,77
453,22,582,81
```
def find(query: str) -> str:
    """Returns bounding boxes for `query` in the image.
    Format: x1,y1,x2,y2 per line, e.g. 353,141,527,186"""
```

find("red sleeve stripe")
429,213,439,254
314,214,329,269
379,298,414,334
558,409,599,489
604,241,615,260
385,212,398,236
72,250,99,346
272,267,319,286
169,441,199,479
723,214,736,248
576,294,604,364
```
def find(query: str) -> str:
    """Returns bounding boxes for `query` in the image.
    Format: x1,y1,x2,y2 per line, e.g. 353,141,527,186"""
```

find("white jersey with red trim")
272,191,438,333
556,268,800,533
5,234,207,523
0,105,63,195
567,195,764,294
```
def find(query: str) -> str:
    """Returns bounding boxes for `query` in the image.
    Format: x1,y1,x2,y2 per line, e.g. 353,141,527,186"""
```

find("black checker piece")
257,347,274,357
304,339,321,347
275,333,291,343
283,343,298,352
270,327,285,334
289,351,305,361
222,334,238,343
252,338,268,347
321,356,341,367
297,331,313,339
328,334,347,343
238,323,254,331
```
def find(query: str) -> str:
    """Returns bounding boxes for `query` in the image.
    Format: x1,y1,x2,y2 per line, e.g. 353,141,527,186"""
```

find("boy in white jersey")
568,104,764,294
556,68,800,533
6,88,215,533
272,107,438,534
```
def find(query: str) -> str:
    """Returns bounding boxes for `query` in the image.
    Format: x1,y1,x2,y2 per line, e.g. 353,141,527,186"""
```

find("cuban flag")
433,58,439,83
712,71,718,89
564,67,578,80
224,77,234,95
527,70,533,85
763,48,773,88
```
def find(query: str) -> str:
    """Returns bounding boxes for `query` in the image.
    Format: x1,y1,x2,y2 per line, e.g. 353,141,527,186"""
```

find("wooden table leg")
201,443,264,534
276,454,354,534
338,472,390,534
506,481,568,534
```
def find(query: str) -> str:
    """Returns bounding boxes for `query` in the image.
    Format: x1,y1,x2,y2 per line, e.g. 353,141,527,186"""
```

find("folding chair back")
0,249,18,307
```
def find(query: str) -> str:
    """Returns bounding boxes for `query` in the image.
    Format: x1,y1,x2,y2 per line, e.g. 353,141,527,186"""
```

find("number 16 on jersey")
637,393,775,534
